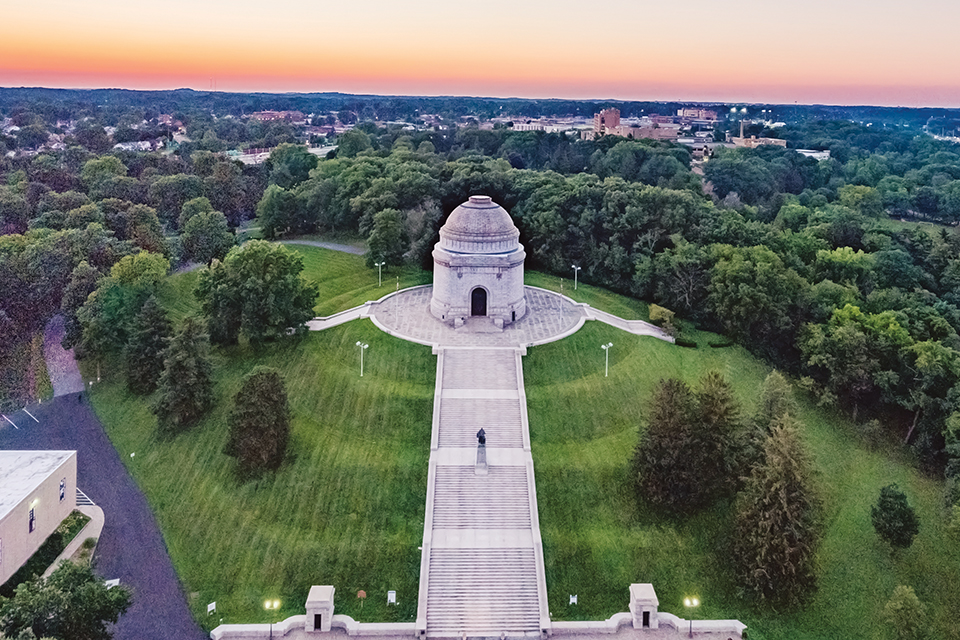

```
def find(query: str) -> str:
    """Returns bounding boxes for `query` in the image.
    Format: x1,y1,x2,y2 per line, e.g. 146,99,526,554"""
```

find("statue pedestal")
475,443,488,475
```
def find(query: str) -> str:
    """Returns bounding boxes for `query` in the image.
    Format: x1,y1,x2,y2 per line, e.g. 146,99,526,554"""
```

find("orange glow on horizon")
2,0,960,108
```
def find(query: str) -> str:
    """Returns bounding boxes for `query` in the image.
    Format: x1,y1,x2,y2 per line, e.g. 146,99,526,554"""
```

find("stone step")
426,548,540,634
432,466,531,529
438,398,524,448
442,350,518,389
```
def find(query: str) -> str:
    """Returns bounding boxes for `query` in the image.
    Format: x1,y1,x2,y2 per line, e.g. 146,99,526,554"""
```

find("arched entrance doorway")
471,288,487,316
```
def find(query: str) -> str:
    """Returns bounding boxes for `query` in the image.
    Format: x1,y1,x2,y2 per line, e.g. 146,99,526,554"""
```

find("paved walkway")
308,285,672,349
281,239,365,255
42,315,84,396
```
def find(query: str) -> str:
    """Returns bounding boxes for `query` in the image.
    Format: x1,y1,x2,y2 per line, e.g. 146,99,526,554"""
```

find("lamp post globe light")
264,599,281,639
374,261,384,287
572,264,581,290
356,341,369,377
601,342,613,377
683,597,699,638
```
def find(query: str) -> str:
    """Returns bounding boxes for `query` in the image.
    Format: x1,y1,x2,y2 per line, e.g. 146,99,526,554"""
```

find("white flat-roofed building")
0,451,77,585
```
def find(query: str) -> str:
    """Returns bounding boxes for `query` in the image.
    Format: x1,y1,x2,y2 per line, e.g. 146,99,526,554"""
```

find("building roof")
0,451,75,520
438,195,520,255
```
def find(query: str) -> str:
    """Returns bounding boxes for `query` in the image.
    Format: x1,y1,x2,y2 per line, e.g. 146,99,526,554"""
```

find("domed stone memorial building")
430,195,526,329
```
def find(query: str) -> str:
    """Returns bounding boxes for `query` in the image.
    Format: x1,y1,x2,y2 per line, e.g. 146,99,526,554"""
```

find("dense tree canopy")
0,560,131,640
195,240,318,345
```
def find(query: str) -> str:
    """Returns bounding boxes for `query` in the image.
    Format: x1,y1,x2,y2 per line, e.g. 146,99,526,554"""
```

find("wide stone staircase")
417,348,548,637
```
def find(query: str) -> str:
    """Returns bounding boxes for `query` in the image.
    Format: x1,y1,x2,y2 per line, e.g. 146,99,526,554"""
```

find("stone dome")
438,195,520,255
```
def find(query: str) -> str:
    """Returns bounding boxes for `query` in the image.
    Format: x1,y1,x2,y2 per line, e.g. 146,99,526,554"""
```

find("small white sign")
387,591,397,605
569,595,578,605
208,602,216,614
105,579,120,589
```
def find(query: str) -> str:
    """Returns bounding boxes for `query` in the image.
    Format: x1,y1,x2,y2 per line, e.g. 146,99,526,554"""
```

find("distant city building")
593,108,620,134
730,120,787,148
249,111,306,123
0,451,77,585
677,108,719,121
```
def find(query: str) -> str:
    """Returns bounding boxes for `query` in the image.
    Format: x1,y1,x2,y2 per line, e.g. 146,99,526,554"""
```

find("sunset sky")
2,0,958,107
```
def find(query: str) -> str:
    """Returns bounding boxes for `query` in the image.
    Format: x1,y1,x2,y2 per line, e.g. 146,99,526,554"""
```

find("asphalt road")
0,393,207,640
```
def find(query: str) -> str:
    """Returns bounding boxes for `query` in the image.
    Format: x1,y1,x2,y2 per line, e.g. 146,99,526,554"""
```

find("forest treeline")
2,108,960,493
263,123,960,480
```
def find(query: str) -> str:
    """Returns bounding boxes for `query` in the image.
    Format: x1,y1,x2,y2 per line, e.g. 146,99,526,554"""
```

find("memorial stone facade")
430,195,526,328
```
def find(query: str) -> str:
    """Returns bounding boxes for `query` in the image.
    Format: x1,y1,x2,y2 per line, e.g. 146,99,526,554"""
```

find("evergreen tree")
731,416,821,607
124,296,172,395
152,316,213,435
882,585,926,640
696,370,743,499
872,484,920,549
754,370,797,431
224,366,290,477
633,378,699,514
634,373,743,513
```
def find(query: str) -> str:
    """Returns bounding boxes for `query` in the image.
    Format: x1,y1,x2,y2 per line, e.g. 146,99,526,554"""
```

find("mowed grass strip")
525,318,960,639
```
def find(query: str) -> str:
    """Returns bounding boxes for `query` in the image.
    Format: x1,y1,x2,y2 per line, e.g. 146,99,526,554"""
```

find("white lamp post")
601,342,613,377
356,341,368,377
264,599,281,639
374,261,385,287
572,265,581,290
683,597,699,638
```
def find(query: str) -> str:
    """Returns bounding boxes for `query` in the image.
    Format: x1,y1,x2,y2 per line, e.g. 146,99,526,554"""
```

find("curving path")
0,395,207,640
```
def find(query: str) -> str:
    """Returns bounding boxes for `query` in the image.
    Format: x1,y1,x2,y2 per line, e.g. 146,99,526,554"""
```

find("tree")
181,210,234,265
256,184,301,238
148,174,204,227
152,316,213,435
224,366,290,477
124,297,172,395
633,378,698,514
336,129,371,158
696,370,743,498
882,585,926,640
267,143,318,189
77,252,170,357
195,240,318,346
79,156,126,193
731,416,821,607
872,484,920,549
365,208,408,267
0,560,131,640
754,370,797,432
633,375,738,513
125,205,167,256
60,261,101,350
178,196,214,230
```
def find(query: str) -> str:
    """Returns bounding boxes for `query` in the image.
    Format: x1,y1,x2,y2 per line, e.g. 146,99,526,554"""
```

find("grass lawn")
90,244,960,638
525,323,960,639
91,246,436,629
